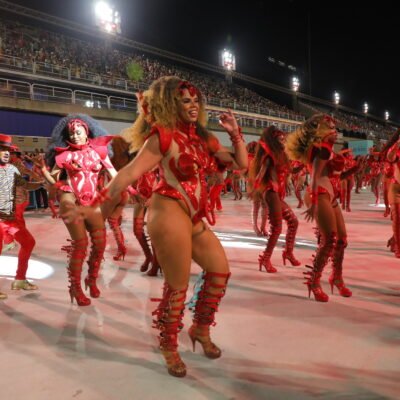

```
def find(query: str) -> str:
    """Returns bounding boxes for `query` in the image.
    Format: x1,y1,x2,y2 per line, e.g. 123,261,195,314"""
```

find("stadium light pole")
94,1,121,35
334,91,340,105
363,102,369,117
219,49,236,84
291,76,300,112
385,111,390,124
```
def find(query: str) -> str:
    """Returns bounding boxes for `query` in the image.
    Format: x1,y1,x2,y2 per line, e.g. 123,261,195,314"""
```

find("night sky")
7,0,399,121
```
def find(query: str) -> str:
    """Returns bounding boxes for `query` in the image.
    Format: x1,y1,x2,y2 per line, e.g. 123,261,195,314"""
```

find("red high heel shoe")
69,284,91,306
282,250,301,266
188,324,221,359
84,275,100,298
304,266,329,302
328,276,352,297
113,245,127,261
258,254,277,273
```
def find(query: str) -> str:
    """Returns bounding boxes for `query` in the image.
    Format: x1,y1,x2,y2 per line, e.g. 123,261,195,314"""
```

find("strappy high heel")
258,254,277,273
188,324,221,359
282,250,301,266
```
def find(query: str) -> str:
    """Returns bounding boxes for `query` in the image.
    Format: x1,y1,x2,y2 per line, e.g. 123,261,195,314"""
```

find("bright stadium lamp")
363,102,369,114
291,76,300,92
219,49,236,71
334,91,340,105
95,1,112,21
94,1,121,34
385,111,389,121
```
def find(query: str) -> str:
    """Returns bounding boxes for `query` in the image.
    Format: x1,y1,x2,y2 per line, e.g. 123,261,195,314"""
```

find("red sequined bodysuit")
148,123,219,225
55,137,113,205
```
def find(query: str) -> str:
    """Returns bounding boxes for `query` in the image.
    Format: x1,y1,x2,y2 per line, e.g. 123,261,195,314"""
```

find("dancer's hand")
303,204,316,222
219,109,239,136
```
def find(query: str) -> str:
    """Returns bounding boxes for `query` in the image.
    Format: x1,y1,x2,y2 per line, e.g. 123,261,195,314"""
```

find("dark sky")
7,0,399,121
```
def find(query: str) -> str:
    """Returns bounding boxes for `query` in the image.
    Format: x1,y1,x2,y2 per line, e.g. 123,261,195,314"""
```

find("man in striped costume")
0,134,43,299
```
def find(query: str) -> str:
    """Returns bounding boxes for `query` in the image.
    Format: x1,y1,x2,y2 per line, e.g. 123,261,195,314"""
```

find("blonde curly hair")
121,76,209,154
285,113,336,164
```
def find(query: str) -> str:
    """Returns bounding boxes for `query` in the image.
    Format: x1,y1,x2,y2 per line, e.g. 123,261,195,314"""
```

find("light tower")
291,76,300,112
385,110,390,122
363,102,369,115
219,49,236,83
334,91,340,105
94,1,121,35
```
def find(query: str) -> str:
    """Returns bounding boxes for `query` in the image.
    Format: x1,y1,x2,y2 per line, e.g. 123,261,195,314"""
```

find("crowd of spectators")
300,102,396,141
0,18,302,120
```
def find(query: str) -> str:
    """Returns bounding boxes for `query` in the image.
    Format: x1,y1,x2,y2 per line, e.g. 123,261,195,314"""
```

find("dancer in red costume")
340,149,357,212
231,168,243,200
247,141,268,236
63,76,248,378
209,170,225,212
286,114,352,302
44,114,118,306
0,134,43,299
368,148,383,205
386,135,400,257
248,126,300,273
291,160,307,208
383,161,395,218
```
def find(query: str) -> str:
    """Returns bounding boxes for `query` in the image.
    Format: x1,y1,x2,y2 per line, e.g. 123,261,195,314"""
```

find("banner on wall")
348,140,374,156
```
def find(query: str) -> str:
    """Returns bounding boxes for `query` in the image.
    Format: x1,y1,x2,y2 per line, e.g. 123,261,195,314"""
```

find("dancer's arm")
215,110,248,170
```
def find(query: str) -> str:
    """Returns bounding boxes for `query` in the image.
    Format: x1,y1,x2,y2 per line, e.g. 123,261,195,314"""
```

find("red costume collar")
177,121,197,140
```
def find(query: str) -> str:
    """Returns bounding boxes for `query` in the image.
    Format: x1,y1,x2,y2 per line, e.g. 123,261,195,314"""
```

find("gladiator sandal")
133,217,153,272
84,228,106,298
258,210,281,273
329,237,352,297
391,204,400,258
282,207,301,266
152,283,187,378
304,231,336,302
188,272,230,359
108,216,127,261
65,237,90,306
251,196,262,236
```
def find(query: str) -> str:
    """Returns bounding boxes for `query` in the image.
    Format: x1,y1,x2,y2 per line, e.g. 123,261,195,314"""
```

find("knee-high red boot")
107,216,127,261
329,237,352,297
12,226,38,290
188,271,230,359
304,232,336,302
133,217,153,272
85,228,106,298
65,236,90,306
258,211,282,273
152,283,187,377
282,208,300,266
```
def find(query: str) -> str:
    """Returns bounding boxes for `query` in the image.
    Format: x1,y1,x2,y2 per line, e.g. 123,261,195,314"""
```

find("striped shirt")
0,164,28,220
